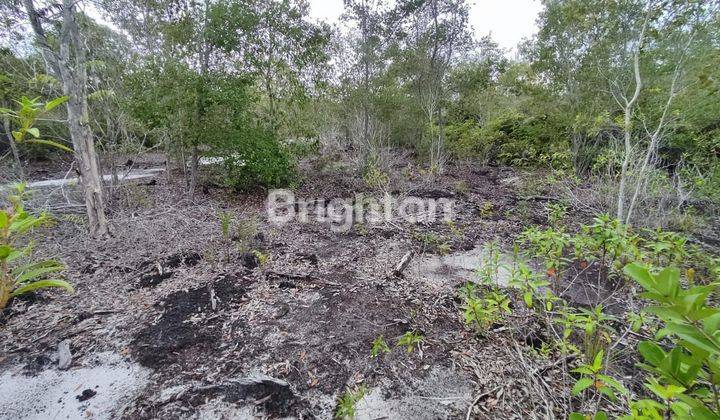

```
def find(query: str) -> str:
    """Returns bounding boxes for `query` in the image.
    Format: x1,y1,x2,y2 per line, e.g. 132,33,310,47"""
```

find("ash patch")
175,375,302,417
130,275,248,368
135,252,203,289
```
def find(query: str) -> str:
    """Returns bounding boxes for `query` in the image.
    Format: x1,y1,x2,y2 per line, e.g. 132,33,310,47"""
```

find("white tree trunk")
616,8,649,223
24,0,109,237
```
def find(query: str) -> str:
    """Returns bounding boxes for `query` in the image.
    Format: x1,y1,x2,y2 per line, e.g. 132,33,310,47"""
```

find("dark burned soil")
0,157,625,419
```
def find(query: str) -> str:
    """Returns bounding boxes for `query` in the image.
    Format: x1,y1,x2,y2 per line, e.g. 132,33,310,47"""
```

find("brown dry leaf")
579,260,588,269
546,267,557,278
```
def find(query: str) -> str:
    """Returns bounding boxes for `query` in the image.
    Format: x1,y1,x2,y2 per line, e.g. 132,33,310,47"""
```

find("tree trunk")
616,10,648,223
23,0,109,237
189,4,210,200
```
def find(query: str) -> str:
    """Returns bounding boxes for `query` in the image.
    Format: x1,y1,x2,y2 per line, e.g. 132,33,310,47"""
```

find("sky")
81,0,543,56
307,0,544,54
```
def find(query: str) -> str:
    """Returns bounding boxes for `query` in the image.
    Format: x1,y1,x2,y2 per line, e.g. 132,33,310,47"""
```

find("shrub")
212,127,296,191
624,263,720,418
0,184,73,309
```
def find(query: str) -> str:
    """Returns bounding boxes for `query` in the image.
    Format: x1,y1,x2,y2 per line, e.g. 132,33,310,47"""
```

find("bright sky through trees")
308,0,543,53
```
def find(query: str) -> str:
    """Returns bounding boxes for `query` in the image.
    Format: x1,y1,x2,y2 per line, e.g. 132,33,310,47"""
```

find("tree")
23,0,109,237
391,0,472,173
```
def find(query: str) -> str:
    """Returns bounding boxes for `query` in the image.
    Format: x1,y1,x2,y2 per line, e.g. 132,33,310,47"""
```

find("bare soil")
0,155,654,418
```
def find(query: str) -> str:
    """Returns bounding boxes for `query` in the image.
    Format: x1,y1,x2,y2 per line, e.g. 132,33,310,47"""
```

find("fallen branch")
388,251,414,278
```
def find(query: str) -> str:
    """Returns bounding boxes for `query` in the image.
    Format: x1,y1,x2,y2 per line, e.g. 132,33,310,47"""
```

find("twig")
466,386,501,420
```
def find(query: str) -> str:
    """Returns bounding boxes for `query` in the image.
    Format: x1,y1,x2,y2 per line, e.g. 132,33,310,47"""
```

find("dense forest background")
1,0,719,229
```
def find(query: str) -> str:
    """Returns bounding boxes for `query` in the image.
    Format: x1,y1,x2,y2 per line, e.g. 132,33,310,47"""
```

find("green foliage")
571,350,627,401
361,157,389,190
1,96,72,152
460,282,511,332
547,202,568,228
0,184,73,309
213,127,296,191
217,210,233,262
478,201,494,218
370,335,391,358
414,231,450,255
624,263,720,418
558,305,617,363
335,385,367,420
396,331,424,353
508,261,554,311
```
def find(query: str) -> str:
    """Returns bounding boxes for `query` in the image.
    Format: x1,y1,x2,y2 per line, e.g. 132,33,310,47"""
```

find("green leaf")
656,267,680,298
12,260,65,283
7,244,32,262
25,139,73,153
0,210,7,228
27,127,40,138
44,96,68,111
572,366,595,375
665,322,720,355
571,377,593,396
11,279,74,297
9,213,44,234
638,341,666,366
598,386,617,401
0,245,11,259
523,292,533,308
624,263,656,293
592,349,604,371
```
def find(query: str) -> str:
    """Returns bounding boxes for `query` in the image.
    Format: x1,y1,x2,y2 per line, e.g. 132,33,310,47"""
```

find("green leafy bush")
624,263,720,419
0,184,73,309
335,385,367,419
213,127,296,191
396,331,424,353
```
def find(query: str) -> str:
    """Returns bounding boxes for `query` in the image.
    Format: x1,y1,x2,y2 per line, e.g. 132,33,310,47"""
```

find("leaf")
44,96,68,111
523,292,533,308
598,385,617,401
665,322,720,355
7,244,32,262
0,211,7,229
11,279,74,297
25,139,73,153
0,245,11,259
638,341,666,367
572,378,593,396
656,267,680,298
592,349,604,371
9,213,45,234
27,127,40,138
624,263,656,293
572,366,595,375
12,260,65,283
